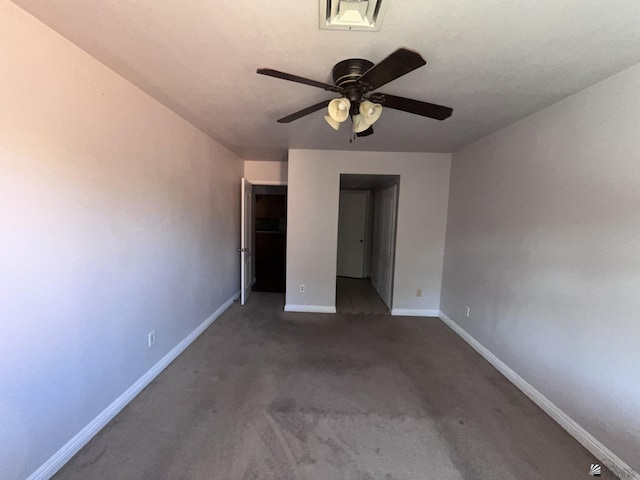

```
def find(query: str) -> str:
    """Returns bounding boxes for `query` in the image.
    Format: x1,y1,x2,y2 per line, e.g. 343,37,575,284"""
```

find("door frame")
240,178,253,305
242,179,288,301
335,175,400,311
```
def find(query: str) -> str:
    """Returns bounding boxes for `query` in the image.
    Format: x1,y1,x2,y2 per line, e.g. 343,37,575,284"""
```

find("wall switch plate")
148,330,156,347
465,306,470,317
416,289,422,297
299,284,305,293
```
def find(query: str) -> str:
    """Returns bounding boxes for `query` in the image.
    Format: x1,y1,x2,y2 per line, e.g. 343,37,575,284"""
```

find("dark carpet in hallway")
336,277,388,314
54,293,601,479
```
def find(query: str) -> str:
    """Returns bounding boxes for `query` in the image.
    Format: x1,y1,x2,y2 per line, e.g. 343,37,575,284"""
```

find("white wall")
441,63,640,468
243,160,287,184
286,150,450,313
0,3,243,479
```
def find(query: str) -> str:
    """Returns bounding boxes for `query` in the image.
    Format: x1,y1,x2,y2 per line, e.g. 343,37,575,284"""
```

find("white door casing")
240,178,253,305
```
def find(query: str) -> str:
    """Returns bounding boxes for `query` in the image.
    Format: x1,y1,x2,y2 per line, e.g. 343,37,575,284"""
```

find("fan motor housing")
332,58,373,87
332,58,373,112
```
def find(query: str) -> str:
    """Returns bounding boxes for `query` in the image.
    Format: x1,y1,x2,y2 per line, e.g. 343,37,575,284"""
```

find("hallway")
336,277,389,314
54,293,602,480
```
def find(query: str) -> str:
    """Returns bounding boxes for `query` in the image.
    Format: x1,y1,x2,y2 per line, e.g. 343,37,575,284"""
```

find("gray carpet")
54,293,601,479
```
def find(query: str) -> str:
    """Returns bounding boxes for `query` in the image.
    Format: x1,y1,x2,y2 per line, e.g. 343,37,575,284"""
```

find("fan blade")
277,100,332,123
375,93,453,120
358,48,426,92
257,68,343,93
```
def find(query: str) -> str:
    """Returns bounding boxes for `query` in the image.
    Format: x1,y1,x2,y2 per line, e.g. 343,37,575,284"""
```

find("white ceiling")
13,0,640,161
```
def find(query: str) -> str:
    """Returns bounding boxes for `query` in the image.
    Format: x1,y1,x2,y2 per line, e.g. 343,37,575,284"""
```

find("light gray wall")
441,63,640,466
0,4,242,479
243,160,288,184
286,150,451,312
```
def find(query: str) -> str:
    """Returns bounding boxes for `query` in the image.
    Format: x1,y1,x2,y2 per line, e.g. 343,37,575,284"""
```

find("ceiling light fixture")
257,48,454,139
324,97,351,130
324,97,382,134
319,0,389,31
353,100,382,132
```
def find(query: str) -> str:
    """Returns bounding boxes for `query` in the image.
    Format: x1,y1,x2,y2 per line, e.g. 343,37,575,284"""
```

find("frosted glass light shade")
324,115,342,130
359,100,382,125
352,114,371,133
327,97,351,122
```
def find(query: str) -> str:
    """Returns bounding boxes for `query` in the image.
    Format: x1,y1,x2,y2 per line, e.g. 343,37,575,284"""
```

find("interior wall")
286,150,451,313
441,62,640,466
0,3,243,479
244,160,288,184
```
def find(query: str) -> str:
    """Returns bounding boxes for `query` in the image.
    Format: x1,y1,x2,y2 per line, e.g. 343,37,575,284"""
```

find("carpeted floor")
54,293,602,479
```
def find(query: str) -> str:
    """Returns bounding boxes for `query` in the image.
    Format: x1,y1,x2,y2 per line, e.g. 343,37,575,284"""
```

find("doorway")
336,174,399,314
253,185,287,293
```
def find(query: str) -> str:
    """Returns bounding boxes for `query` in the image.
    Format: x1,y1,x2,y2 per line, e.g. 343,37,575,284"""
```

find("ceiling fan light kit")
358,99,382,122
319,0,389,31
257,47,453,139
352,113,372,133
323,115,342,131
326,97,351,126
324,97,381,132
353,100,382,133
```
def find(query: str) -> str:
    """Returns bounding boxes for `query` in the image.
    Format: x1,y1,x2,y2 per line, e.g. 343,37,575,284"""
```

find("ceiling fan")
257,47,453,137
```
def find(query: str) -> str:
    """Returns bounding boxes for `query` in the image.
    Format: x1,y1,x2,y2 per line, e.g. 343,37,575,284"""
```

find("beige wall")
286,149,451,313
441,63,640,467
0,3,242,479
243,160,288,184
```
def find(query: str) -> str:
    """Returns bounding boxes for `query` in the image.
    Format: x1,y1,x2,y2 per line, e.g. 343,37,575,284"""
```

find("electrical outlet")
299,284,305,293
148,330,156,347
416,289,422,297
465,306,470,317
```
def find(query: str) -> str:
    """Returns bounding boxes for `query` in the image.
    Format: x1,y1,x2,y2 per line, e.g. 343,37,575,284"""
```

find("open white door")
371,184,398,308
240,178,253,305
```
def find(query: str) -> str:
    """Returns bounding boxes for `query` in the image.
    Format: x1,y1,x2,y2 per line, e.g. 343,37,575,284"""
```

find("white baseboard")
391,308,440,317
438,310,638,480
284,304,336,313
27,291,240,480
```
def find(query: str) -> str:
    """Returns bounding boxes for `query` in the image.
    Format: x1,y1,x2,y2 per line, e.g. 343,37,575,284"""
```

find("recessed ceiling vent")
320,0,389,31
